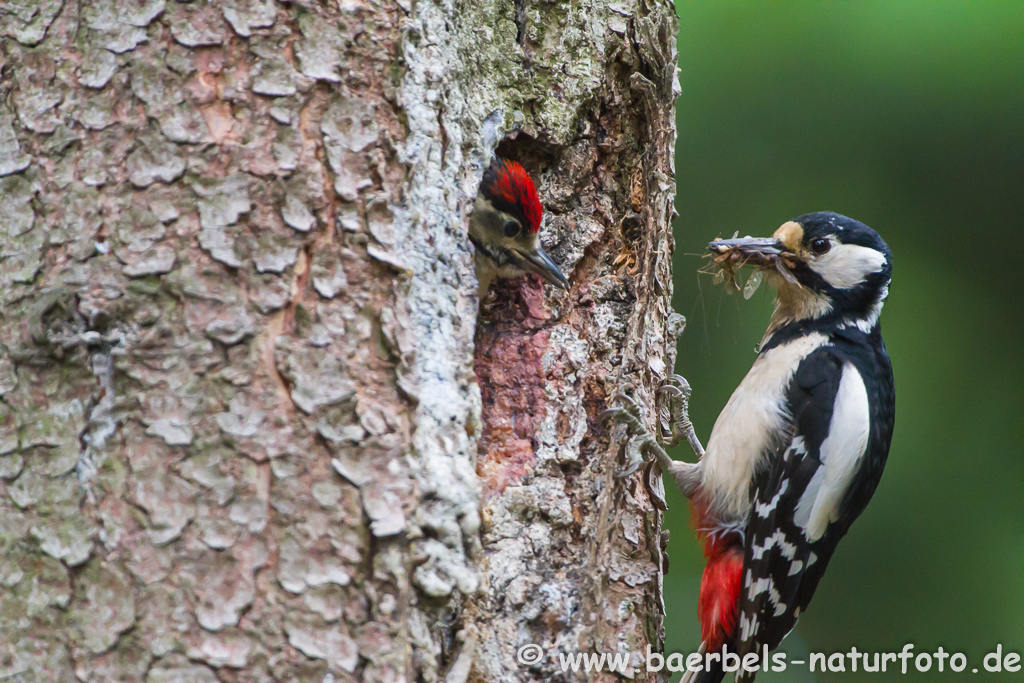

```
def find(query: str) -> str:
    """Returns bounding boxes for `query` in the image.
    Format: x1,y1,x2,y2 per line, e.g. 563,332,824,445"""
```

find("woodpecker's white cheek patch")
794,364,871,540
808,244,887,290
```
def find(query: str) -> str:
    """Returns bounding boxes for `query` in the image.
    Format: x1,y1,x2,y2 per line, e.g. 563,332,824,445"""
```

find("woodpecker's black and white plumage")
469,158,570,295
611,212,895,683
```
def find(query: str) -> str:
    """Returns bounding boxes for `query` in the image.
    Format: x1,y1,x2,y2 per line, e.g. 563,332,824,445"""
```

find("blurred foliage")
664,2,1023,681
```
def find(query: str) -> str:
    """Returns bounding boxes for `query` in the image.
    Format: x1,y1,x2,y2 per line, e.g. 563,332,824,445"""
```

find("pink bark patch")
474,277,561,499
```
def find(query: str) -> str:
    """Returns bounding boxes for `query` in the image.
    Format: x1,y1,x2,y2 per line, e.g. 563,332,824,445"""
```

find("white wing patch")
793,364,872,540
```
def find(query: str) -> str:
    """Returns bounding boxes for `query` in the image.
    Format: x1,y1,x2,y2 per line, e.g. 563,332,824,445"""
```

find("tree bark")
0,0,678,681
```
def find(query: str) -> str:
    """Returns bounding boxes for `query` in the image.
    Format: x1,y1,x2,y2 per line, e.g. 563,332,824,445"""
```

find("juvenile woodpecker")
607,212,895,683
469,158,570,295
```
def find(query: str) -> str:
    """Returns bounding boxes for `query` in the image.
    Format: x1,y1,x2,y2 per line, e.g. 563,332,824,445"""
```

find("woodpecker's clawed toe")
657,373,692,398
601,393,654,478
656,374,705,459
601,377,706,503
602,384,697,481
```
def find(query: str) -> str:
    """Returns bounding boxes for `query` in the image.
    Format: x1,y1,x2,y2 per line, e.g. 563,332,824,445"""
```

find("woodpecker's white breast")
700,333,829,522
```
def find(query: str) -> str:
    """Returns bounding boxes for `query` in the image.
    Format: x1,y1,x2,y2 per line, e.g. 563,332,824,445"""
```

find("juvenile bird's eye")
810,238,831,255
503,220,521,237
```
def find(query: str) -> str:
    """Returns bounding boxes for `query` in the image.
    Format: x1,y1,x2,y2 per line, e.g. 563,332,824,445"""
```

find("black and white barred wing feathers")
737,346,874,657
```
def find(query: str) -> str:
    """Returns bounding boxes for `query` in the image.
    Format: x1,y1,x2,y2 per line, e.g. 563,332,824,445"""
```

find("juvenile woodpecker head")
470,158,570,295
710,211,892,334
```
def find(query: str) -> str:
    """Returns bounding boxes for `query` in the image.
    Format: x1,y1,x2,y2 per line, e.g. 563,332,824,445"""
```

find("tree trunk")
0,0,678,681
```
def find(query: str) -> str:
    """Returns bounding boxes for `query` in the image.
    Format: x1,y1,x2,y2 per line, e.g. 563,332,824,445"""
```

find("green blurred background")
664,2,1023,681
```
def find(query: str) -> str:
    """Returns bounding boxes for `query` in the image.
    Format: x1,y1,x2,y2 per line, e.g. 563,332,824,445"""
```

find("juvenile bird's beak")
512,246,571,290
707,237,787,267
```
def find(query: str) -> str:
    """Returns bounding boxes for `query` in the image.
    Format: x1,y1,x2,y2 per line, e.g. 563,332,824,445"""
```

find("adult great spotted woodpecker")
607,212,895,683
469,158,570,295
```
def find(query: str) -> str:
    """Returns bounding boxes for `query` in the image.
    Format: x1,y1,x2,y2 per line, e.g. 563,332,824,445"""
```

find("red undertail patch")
692,498,744,652
699,544,744,651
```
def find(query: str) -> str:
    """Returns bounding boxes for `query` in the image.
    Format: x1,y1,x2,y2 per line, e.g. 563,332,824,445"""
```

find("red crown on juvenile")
480,159,542,234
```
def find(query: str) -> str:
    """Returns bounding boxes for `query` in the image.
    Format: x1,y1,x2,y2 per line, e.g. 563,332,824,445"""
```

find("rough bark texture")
0,0,678,681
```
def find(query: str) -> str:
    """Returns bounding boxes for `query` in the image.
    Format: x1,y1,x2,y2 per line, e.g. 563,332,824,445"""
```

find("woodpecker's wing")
736,345,873,657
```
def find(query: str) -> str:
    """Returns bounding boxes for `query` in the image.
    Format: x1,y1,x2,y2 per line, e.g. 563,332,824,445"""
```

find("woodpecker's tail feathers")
680,641,763,683
681,640,756,683
679,641,709,683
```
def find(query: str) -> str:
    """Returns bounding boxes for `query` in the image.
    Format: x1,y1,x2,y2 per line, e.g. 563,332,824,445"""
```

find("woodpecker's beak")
707,237,787,267
513,246,571,290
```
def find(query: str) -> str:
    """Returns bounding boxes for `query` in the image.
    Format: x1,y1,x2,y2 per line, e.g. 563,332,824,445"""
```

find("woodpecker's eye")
503,220,521,237
810,238,831,255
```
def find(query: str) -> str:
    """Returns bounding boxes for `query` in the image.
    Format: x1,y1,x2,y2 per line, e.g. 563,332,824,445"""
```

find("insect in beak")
705,235,799,295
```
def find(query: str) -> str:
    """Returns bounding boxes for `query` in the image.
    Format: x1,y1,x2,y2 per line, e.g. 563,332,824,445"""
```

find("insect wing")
743,270,763,299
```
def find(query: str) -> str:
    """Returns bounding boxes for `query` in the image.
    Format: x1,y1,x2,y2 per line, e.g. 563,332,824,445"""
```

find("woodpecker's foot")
656,375,706,459
602,378,705,501
601,393,676,479
653,375,704,499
